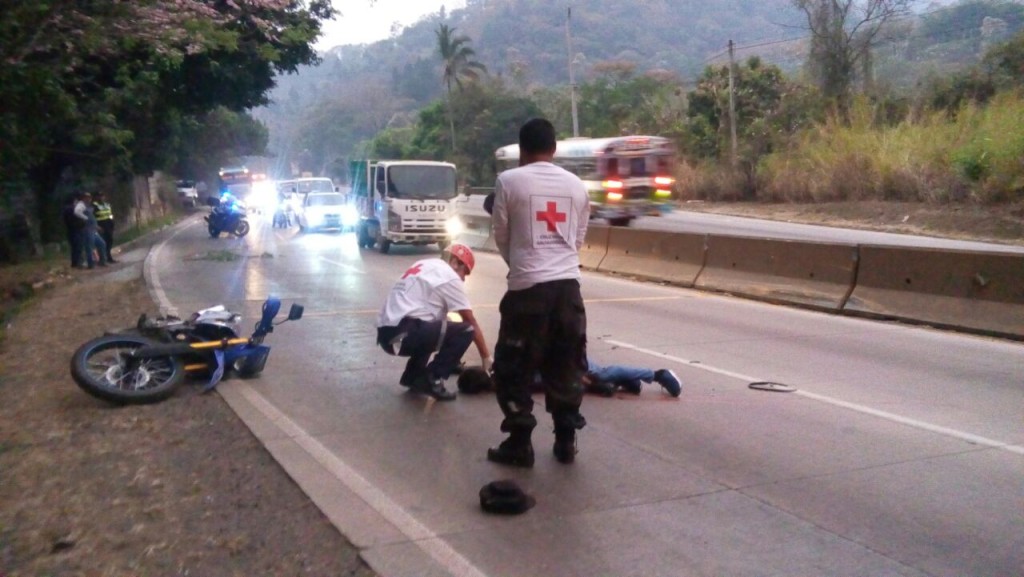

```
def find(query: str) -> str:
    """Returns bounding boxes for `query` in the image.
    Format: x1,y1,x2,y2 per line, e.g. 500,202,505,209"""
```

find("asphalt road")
147,213,1024,577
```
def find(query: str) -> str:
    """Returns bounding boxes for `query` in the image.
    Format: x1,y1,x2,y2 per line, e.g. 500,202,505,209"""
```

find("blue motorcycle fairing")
203,344,272,392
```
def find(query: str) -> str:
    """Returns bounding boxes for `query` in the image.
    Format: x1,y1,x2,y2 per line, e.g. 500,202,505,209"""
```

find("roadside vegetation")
753,92,1024,204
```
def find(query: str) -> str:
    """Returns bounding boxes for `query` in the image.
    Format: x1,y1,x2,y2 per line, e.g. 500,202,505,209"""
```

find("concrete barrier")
695,235,859,311
579,224,609,269
598,228,707,286
844,245,1024,338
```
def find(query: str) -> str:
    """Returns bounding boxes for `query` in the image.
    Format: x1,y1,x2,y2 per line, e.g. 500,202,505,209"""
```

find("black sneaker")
486,438,535,468
410,375,456,401
654,369,681,397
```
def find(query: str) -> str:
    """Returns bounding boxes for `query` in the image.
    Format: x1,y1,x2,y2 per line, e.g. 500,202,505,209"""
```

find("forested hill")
258,0,804,164
328,0,802,95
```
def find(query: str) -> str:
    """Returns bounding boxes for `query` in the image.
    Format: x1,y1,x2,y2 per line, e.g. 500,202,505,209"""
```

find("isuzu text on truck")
350,160,464,254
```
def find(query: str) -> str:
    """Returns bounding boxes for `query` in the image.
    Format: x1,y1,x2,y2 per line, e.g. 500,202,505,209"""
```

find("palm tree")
436,24,486,152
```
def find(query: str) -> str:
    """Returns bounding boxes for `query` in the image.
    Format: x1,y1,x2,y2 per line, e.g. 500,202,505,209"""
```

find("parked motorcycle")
205,194,250,238
70,297,302,405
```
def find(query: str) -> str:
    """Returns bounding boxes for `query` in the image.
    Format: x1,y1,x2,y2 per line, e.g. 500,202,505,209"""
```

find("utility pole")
727,39,738,169
566,6,579,137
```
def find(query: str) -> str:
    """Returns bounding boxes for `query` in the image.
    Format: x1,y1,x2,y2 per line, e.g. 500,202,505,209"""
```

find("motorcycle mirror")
287,303,304,321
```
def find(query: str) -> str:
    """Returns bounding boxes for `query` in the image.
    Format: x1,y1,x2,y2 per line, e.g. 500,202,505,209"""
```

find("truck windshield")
387,166,457,200
295,180,334,194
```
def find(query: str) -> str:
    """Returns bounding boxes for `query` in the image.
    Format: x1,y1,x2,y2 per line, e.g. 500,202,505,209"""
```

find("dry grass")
744,92,1024,205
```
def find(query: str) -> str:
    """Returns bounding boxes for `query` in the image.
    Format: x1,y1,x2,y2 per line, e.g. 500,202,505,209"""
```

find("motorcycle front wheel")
70,335,185,405
234,220,250,237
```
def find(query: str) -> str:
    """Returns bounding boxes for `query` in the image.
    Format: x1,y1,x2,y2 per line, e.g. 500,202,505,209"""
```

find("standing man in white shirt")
487,118,591,467
376,243,491,401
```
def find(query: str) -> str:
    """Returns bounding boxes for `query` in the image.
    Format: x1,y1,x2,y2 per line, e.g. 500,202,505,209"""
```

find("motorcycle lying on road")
70,296,302,405
205,195,250,238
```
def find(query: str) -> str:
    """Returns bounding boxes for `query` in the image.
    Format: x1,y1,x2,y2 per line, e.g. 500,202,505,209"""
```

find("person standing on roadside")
376,243,492,401
487,118,591,467
62,193,86,268
74,192,107,269
92,191,116,263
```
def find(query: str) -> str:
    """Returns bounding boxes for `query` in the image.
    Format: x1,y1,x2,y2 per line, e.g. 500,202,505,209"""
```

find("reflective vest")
93,201,113,221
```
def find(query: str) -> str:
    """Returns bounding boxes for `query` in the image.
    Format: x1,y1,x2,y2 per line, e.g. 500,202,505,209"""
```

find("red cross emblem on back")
402,263,422,279
536,201,567,232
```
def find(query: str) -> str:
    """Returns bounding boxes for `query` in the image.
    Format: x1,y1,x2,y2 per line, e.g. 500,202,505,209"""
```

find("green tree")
576,62,687,138
919,29,1024,114
404,80,542,185
435,24,487,152
685,57,820,167
981,29,1024,90
0,0,332,241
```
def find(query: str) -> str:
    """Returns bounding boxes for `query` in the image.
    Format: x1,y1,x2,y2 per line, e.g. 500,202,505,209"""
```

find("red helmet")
447,243,475,274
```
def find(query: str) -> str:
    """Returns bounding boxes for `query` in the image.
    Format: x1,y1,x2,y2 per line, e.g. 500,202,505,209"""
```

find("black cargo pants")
491,279,588,434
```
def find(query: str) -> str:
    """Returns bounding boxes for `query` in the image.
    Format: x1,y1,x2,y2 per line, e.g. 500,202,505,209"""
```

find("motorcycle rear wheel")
209,223,220,238
234,220,250,237
70,335,185,405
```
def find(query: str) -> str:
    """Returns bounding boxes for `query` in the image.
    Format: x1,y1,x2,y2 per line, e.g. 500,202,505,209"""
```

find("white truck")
350,160,464,254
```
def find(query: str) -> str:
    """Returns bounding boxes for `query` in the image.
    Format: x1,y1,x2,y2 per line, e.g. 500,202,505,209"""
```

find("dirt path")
0,229,376,577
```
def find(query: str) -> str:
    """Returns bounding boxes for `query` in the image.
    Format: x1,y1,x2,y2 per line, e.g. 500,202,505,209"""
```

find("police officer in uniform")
487,118,591,467
376,243,492,401
92,191,116,263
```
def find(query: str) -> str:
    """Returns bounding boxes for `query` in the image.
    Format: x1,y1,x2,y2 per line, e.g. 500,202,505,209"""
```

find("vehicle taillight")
602,180,624,190
606,191,624,201
654,176,674,186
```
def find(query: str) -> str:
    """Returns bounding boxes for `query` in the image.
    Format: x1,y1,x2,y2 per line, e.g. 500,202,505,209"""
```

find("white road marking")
605,339,1024,456
234,385,490,577
145,218,199,316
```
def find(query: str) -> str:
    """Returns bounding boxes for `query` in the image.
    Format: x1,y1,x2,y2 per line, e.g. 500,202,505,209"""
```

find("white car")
176,180,199,207
297,192,357,232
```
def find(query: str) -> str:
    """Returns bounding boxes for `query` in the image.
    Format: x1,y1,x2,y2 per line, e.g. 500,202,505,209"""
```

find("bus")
217,166,253,201
495,135,676,226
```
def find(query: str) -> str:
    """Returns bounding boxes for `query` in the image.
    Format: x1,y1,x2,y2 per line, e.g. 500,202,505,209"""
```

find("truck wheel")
608,217,632,227
378,239,391,254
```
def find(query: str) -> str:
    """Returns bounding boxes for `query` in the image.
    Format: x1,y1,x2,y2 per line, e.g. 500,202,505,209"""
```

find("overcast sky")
315,0,467,49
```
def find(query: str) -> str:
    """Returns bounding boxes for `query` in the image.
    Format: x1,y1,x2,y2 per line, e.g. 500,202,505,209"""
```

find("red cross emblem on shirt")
536,201,567,232
402,264,422,279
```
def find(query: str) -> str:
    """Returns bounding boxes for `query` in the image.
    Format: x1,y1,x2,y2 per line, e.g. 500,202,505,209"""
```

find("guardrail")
455,208,1024,340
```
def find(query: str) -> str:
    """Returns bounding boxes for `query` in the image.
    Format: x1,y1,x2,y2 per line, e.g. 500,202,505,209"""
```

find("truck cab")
351,160,464,254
